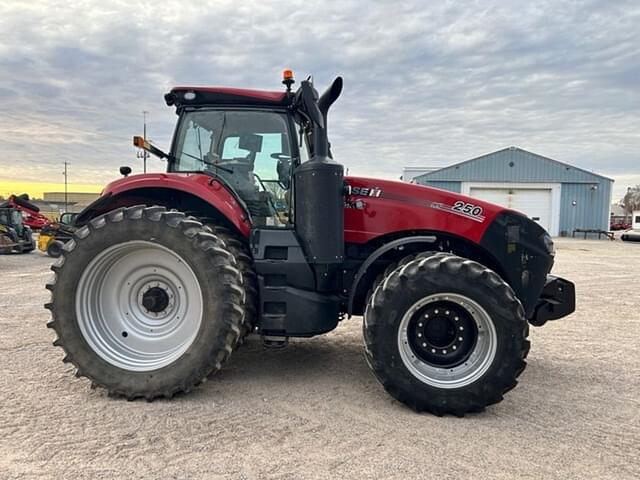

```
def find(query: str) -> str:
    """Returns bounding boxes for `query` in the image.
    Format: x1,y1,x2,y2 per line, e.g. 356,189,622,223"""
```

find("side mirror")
133,135,148,149
120,166,132,177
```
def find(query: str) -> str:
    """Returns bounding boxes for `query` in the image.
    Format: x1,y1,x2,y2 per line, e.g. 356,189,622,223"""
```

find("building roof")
415,147,613,184
401,166,440,181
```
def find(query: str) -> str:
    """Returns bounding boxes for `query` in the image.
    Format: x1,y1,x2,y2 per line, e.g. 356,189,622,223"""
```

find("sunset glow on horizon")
0,178,102,199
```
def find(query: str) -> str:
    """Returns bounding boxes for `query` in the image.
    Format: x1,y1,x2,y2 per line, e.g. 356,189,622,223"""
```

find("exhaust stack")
294,77,344,291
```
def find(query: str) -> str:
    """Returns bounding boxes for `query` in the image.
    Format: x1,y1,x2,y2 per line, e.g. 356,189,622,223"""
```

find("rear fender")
76,174,251,238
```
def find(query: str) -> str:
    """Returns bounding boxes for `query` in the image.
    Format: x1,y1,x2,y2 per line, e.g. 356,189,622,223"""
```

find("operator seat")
215,134,276,223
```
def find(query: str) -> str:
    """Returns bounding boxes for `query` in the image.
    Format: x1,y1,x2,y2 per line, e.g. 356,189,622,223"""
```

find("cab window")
172,110,293,227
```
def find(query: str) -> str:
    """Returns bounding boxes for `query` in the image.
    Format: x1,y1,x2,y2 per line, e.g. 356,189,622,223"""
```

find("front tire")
47,240,64,258
45,206,244,400
364,253,529,415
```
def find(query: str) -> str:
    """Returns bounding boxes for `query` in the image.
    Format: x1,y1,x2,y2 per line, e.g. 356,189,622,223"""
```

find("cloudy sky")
0,0,638,199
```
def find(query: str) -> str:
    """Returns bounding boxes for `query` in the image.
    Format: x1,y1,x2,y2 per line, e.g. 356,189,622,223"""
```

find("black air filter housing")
294,158,344,265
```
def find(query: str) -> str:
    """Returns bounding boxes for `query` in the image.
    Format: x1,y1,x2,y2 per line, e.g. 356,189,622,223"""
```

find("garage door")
469,187,553,232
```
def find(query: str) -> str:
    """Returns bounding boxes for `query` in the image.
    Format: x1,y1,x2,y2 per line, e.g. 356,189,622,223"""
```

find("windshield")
171,110,294,227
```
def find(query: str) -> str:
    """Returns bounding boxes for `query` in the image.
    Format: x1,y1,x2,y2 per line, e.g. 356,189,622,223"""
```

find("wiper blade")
180,151,234,174
204,160,234,174
201,157,234,174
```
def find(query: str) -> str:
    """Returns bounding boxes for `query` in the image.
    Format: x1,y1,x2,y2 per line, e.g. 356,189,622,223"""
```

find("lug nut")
422,342,427,347
458,336,463,341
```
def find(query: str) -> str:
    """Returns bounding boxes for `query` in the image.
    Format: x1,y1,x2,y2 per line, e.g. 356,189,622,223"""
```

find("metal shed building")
414,147,613,237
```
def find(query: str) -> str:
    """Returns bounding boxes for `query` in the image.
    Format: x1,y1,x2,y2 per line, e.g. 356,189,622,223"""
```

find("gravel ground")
0,238,639,479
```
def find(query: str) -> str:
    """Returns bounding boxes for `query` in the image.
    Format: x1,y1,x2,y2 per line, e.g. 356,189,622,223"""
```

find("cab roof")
165,86,290,109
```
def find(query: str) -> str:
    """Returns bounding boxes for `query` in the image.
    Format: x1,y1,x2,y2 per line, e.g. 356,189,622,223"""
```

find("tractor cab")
168,108,295,227
0,207,25,234
155,71,341,230
158,74,337,233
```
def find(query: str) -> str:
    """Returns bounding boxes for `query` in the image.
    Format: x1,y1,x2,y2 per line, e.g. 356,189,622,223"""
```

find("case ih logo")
351,186,382,197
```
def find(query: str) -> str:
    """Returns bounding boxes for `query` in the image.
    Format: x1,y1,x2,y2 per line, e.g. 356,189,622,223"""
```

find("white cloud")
0,0,638,195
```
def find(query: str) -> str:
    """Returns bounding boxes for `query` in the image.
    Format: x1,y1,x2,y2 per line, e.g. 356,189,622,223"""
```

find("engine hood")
344,176,553,317
343,176,517,244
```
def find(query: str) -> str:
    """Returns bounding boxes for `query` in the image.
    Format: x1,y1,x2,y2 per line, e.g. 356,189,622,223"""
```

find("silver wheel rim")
76,241,203,372
397,293,497,389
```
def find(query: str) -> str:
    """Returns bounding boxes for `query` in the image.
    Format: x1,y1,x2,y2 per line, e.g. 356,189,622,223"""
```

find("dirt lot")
0,238,639,479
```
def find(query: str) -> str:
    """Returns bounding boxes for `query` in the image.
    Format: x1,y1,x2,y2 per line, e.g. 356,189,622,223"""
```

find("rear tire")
202,222,258,345
45,206,244,400
364,252,529,415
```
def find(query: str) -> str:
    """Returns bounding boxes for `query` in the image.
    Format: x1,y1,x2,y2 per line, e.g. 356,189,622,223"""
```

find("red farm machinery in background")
0,194,50,230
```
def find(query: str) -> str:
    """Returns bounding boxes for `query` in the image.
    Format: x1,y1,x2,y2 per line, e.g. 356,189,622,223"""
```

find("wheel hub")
424,316,456,348
408,301,477,368
141,285,171,314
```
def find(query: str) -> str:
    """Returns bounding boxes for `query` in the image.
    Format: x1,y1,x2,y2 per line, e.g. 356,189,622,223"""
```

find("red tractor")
46,72,575,415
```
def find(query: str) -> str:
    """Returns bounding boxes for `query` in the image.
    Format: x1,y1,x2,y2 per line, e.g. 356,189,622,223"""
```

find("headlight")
542,233,555,257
